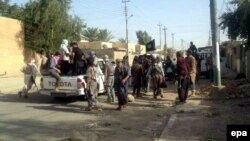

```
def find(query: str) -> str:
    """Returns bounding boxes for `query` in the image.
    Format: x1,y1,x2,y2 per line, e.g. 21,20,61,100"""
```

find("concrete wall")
135,45,146,54
81,48,126,60
0,17,25,76
79,41,112,49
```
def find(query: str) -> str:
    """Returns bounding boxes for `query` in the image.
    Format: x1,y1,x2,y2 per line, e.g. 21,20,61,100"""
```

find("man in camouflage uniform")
103,55,116,103
19,58,38,98
85,57,101,111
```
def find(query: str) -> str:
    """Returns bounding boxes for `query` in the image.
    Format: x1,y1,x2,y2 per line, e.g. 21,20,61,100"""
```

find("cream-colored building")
0,17,25,76
79,41,113,49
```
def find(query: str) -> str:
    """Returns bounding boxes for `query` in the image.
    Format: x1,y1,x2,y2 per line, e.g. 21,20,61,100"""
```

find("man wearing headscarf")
147,55,165,99
176,51,189,104
131,56,143,97
71,42,84,75
19,58,37,98
85,57,102,111
114,59,130,111
186,50,197,96
103,55,116,103
59,39,70,75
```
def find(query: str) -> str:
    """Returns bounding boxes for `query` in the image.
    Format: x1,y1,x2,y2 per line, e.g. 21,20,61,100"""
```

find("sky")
10,0,229,50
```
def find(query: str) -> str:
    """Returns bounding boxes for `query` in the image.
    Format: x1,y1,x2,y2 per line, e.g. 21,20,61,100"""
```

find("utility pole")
210,0,221,86
171,33,175,49
122,0,130,63
163,27,167,51
157,23,162,51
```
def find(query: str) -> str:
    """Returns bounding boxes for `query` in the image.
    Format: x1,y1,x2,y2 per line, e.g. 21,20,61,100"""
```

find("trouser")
73,60,84,75
106,76,115,102
190,73,196,93
87,81,100,108
142,75,147,92
60,60,69,75
21,74,34,96
167,72,174,81
117,86,128,106
133,86,141,96
177,76,190,102
147,77,151,92
49,69,61,86
151,74,164,98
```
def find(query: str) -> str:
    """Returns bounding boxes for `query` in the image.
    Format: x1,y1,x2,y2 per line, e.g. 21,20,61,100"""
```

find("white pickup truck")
39,59,105,98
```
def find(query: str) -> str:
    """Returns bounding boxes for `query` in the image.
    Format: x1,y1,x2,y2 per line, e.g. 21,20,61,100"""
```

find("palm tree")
97,29,114,42
83,27,99,42
136,30,152,45
118,38,126,43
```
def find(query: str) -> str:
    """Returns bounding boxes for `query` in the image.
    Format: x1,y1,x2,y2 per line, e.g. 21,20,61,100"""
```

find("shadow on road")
0,92,83,104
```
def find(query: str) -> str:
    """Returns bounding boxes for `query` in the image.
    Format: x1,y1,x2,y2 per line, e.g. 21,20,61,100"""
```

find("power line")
157,22,162,49
172,33,175,49
163,27,167,51
122,0,130,58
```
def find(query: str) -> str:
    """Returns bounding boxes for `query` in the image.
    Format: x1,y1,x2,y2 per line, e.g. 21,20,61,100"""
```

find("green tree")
1,0,85,52
220,0,250,45
0,0,10,15
83,28,114,42
22,0,85,52
136,30,152,45
0,0,23,19
97,29,114,42
65,15,86,42
118,38,126,43
83,27,99,42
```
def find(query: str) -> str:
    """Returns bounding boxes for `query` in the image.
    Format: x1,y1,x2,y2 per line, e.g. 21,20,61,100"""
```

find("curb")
156,114,177,141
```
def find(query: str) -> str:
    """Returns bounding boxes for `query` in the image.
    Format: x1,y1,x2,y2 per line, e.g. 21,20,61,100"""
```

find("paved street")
1,72,250,141
0,81,176,141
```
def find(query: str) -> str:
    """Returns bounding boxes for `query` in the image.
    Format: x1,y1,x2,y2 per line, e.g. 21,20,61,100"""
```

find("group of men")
19,39,203,110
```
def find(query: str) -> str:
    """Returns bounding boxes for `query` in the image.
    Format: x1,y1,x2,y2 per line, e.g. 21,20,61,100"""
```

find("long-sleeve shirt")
177,56,188,76
146,63,165,77
186,56,197,74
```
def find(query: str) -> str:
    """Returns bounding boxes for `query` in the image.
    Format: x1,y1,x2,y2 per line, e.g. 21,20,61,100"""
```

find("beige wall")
135,45,146,54
0,17,25,76
79,41,112,49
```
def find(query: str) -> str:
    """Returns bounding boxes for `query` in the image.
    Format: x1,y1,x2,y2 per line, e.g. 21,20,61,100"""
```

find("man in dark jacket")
163,56,175,81
114,59,130,111
71,42,85,75
131,56,143,97
176,51,190,104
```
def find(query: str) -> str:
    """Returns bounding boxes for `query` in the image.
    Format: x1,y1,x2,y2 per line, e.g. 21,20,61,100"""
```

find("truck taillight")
77,78,83,89
40,77,43,88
